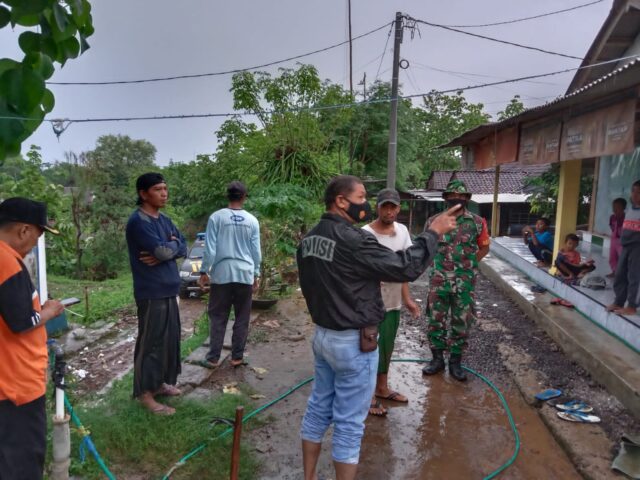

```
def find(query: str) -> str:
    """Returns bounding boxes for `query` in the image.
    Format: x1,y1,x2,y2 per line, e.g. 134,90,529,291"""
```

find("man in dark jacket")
297,175,459,480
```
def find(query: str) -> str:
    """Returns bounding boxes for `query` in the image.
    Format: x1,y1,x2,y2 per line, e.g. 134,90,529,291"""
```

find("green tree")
82,134,157,279
523,163,593,224
496,95,525,121
414,90,490,182
0,0,94,161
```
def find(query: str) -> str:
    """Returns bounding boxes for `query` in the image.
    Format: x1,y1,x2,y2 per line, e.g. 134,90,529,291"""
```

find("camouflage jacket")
425,210,488,282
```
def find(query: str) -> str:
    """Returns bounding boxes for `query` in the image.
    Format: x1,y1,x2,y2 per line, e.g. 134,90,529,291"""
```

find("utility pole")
386,12,403,189
360,72,367,100
348,0,354,173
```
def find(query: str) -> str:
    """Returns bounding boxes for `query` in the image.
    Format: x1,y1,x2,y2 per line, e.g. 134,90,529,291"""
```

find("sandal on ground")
534,388,562,401
376,391,408,403
557,411,601,423
368,400,387,417
230,358,248,368
197,359,221,369
550,298,574,309
139,398,176,416
156,384,182,397
554,400,593,413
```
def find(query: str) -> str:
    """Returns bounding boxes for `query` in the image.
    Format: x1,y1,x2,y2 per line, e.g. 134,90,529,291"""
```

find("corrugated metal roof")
441,56,640,148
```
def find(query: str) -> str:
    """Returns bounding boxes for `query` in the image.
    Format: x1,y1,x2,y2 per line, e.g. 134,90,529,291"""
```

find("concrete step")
480,254,640,419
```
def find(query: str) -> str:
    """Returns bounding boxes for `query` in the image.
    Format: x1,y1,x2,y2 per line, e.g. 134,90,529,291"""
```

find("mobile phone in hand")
61,297,81,307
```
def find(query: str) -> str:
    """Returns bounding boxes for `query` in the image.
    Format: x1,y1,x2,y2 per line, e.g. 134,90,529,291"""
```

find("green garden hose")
161,359,521,480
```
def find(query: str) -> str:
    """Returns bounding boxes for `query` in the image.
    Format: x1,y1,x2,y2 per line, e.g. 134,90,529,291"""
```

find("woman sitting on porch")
522,218,554,267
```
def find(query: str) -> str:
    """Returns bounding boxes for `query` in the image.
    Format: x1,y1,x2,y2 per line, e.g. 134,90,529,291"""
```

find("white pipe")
55,387,64,420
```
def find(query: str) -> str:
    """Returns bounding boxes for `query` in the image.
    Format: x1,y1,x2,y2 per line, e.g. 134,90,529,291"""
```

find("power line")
5,54,637,125
47,22,392,86
408,15,583,60
440,0,604,28
411,61,565,87
375,21,394,82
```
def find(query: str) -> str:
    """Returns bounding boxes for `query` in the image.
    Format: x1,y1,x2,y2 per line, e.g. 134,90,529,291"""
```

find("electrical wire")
375,21,394,82
47,22,392,86
440,0,604,28
408,16,583,60
4,54,638,125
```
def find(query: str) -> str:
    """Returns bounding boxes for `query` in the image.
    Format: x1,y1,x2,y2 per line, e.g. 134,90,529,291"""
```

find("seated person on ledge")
522,218,554,266
554,233,595,280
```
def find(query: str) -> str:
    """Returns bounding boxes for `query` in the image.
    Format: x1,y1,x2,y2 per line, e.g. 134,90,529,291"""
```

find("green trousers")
377,310,400,374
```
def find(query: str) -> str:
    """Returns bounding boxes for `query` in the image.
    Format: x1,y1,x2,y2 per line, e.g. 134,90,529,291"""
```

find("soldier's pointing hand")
428,204,462,236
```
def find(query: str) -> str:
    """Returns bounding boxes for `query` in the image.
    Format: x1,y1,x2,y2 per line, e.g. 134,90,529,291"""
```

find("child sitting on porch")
555,233,595,281
608,180,640,316
523,218,554,267
608,197,626,277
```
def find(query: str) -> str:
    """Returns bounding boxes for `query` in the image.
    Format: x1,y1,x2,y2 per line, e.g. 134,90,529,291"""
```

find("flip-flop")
368,400,387,417
554,400,593,413
145,403,176,416
156,384,182,397
535,388,562,401
550,298,574,308
376,391,409,403
230,358,248,368
197,359,221,369
557,411,601,423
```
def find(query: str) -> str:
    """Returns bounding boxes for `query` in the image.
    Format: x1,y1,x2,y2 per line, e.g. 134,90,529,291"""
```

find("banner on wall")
518,121,561,165
560,98,636,161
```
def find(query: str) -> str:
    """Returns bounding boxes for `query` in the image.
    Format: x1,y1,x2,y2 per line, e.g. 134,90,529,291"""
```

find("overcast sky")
0,0,613,165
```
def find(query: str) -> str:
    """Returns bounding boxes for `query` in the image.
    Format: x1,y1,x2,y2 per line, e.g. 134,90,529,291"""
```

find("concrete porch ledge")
480,254,640,419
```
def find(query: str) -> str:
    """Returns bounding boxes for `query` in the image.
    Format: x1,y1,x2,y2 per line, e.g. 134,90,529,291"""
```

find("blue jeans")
300,325,378,464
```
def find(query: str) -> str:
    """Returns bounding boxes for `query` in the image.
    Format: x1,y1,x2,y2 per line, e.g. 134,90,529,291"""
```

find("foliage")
62,333,258,479
0,0,94,161
82,134,157,279
523,163,594,224
496,95,526,121
414,90,490,181
47,273,134,325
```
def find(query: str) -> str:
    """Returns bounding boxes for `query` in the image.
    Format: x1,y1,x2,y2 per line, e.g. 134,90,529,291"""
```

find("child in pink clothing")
608,198,626,277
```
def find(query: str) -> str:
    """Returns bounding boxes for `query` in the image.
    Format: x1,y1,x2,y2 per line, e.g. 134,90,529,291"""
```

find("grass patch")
48,274,134,326
67,376,258,480
181,312,209,360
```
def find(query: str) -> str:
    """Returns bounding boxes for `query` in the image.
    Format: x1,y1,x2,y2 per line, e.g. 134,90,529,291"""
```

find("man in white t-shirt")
362,188,421,416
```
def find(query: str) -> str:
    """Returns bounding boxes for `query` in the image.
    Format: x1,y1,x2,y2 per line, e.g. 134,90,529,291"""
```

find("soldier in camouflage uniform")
422,180,491,381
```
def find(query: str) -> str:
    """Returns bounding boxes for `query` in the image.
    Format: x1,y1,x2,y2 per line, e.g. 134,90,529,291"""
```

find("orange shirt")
0,241,47,406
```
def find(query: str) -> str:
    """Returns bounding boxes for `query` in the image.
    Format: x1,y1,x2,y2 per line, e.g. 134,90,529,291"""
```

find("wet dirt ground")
65,296,206,395
201,277,590,479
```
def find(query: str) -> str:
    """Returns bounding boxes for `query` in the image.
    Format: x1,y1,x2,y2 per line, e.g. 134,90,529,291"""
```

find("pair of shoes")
368,399,387,417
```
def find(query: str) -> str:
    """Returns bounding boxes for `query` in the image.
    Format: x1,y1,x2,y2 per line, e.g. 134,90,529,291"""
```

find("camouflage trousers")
426,276,476,355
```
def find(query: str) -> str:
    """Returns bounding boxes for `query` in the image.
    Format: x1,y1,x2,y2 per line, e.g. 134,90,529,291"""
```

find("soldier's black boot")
448,353,467,382
422,349,445,375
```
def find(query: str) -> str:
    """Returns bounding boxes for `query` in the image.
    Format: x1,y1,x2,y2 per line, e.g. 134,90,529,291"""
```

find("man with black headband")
126,173,187,415
422,179,490,381
297,175,460,480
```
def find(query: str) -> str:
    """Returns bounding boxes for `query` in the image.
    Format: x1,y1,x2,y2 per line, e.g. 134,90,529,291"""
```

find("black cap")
0,197,59,234
376,188,401,206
